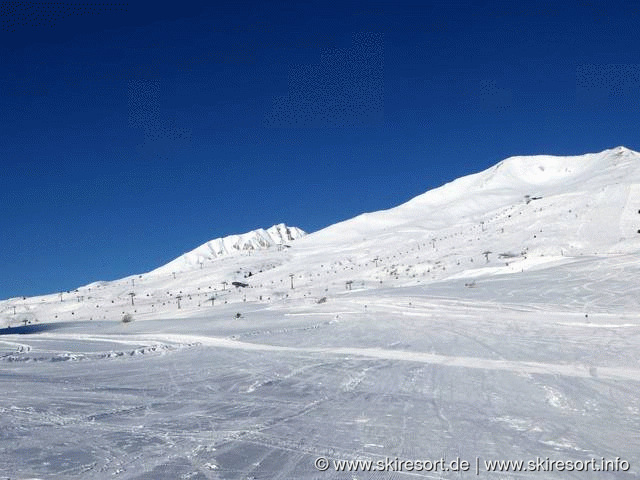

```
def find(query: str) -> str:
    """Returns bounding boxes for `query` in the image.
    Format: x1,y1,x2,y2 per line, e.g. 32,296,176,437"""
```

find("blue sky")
1,0,639,299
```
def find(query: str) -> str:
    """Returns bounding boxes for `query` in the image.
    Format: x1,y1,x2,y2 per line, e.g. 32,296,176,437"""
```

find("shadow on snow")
0,322,77,335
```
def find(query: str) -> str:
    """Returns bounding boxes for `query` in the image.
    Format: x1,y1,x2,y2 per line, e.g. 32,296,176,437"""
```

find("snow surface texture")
1,147,640,478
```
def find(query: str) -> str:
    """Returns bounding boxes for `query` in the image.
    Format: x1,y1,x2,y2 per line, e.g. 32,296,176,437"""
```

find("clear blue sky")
1,0,639,299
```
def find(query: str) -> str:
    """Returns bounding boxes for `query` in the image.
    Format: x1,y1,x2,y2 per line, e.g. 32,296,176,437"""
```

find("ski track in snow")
17,331,639,381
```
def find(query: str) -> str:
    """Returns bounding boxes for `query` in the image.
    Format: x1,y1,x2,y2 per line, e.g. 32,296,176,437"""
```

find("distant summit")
152,223,306,274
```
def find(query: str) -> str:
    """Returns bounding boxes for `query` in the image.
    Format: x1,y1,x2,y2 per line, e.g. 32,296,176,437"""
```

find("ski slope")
1,147,639,478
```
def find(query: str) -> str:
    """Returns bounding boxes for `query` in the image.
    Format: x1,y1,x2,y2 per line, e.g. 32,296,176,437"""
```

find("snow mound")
482,146,639,188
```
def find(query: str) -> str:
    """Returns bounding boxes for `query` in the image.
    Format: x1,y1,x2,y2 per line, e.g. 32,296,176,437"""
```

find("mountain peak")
612,145,635,153
151,224,306,274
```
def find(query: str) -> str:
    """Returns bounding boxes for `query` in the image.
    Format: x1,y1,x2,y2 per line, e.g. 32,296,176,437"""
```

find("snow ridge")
152,223,306,274
301,146,640,243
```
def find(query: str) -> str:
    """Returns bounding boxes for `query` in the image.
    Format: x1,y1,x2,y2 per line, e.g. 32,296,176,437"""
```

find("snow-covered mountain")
287,145,640,284
151,223,306,275
304,145,640,251
2,146,640,325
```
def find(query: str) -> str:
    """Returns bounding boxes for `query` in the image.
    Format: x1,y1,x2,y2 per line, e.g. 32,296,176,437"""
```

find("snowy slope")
289,145,640,281
302,145,640,245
